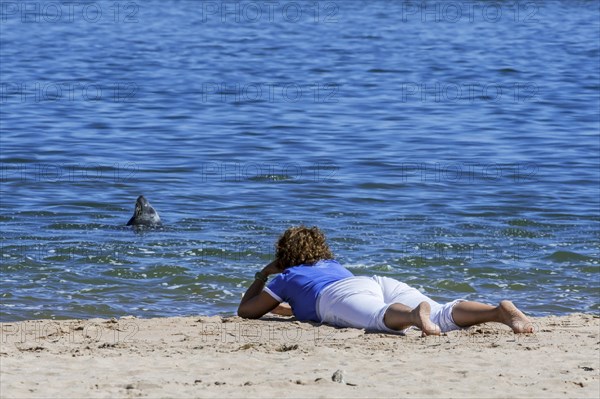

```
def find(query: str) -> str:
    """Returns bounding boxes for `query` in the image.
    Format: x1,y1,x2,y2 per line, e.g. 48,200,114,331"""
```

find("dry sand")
1,313,598,398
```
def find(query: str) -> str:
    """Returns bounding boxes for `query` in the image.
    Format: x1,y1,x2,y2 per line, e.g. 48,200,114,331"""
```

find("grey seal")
127,195,162,227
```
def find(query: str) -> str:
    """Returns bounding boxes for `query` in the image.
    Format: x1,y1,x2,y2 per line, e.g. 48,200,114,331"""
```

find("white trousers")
316,276,465,333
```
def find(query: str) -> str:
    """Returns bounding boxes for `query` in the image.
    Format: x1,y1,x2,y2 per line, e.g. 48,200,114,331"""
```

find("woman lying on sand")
238,226,533,335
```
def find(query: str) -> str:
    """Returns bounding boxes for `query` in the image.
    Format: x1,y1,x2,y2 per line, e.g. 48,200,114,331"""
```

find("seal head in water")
127,195,162,226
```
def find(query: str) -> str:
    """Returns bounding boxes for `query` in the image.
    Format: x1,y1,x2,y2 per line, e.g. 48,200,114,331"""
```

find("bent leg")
373,276,441,334
384,302,441,336
452,300,533,333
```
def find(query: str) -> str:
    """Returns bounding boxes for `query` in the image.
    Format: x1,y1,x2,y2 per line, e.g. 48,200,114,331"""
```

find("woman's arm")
238,259,282,319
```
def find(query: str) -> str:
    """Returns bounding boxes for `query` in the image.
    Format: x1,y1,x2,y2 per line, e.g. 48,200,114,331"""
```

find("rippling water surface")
1,0,599,321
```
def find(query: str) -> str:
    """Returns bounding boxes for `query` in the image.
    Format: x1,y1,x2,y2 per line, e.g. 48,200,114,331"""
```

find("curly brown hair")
275,226,334,269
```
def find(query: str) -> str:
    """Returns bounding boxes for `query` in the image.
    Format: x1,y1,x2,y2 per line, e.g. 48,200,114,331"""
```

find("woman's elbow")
237,306,259,319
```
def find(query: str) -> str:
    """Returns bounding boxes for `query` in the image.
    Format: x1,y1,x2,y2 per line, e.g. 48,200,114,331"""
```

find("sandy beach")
0,313,598,398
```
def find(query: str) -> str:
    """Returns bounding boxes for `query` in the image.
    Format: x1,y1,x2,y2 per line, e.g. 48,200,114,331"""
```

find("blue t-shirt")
264,259,353,322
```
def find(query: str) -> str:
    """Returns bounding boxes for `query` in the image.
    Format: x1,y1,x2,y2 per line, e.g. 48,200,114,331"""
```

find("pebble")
332,369,345,383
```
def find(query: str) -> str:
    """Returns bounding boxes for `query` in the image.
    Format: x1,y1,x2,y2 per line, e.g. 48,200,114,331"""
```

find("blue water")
1,0,599,322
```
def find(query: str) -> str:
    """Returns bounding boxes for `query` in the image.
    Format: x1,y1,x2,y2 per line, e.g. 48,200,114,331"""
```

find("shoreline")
1,313,598,398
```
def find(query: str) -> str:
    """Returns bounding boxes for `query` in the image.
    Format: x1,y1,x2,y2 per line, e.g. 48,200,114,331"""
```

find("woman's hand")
237,259,284,319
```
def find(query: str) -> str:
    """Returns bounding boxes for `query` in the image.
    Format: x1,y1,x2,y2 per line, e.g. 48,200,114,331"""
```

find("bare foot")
412,302,441,336
498,300,533,333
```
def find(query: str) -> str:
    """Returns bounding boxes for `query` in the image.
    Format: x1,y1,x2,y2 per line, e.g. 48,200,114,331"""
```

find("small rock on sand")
332,369,345,383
